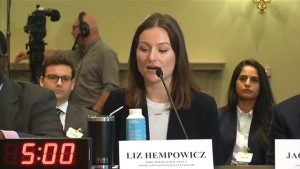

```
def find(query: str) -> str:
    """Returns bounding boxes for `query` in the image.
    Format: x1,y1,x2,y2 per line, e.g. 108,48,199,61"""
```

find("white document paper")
275,139,300,169
119,139,213,169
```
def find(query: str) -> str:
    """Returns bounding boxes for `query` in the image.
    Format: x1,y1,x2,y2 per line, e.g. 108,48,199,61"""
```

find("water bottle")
126,108,146,140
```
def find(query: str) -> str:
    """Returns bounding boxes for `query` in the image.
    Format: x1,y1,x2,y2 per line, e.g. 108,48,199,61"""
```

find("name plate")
119,139,213,169
275,139,300,169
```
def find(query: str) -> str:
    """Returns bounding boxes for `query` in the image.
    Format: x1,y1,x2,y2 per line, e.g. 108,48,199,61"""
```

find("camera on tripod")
24,4,60,83
24,4,60,40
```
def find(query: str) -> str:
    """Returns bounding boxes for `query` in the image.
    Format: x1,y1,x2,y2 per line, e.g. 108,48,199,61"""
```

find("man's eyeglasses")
72,25,80,30
44,74,72,83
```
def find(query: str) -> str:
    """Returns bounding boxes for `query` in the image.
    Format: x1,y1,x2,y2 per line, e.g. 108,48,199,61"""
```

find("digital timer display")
0,138,91,169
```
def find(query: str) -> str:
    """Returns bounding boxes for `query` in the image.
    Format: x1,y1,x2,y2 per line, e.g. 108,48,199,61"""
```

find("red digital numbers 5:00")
4,142,75,165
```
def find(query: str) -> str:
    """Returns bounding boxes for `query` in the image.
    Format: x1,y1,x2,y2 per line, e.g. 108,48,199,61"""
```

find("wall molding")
10,62,225,71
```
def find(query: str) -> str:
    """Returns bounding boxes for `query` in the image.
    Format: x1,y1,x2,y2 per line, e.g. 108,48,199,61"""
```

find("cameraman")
15,12,120,113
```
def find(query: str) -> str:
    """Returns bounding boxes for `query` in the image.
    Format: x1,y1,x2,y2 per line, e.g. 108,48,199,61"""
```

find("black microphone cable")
71,34,80,50
155,67,189,139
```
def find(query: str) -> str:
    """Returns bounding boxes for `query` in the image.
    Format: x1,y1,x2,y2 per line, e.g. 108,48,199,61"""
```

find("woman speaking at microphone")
103,12,223,165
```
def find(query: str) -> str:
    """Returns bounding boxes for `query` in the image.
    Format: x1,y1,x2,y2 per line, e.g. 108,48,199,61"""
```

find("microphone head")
37,6,60,22
48,9,60,22
155,67,163,78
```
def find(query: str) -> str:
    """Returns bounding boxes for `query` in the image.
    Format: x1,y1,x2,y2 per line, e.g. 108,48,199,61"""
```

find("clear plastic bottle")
126,108,146,140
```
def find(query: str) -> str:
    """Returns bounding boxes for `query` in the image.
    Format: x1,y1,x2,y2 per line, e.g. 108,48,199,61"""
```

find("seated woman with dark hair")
103,13,223,165
219,59,275,165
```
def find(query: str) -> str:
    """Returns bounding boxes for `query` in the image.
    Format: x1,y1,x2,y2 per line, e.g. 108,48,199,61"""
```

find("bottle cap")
129,108,142,115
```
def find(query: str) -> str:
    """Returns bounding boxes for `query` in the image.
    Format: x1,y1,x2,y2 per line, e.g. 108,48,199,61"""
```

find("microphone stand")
155,67,189,139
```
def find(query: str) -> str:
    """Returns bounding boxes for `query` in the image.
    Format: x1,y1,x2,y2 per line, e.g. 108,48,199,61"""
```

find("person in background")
103,13,223,165
0,31,5,57
0,30,64,138
266,94,300,164
219,59,275,165
15,12,120,113
0,30,8,77
40,56,97,137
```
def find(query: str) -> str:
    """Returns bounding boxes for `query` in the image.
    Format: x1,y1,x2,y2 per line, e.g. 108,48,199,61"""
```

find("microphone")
71,34,80,50
37,6,60,22
45,9,60,22
155,67,189,139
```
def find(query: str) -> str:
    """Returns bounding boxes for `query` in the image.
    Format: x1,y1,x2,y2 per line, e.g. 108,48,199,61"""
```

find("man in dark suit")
267,94,300,164
0,31,64,138
39,55,97,137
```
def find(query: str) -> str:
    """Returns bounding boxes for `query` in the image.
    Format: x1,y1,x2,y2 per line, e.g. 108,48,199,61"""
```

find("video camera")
24,5,60,40
24,4,60,83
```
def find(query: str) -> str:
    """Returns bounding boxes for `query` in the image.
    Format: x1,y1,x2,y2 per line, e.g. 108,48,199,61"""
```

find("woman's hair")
225,59,275,150
126,13,199,109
